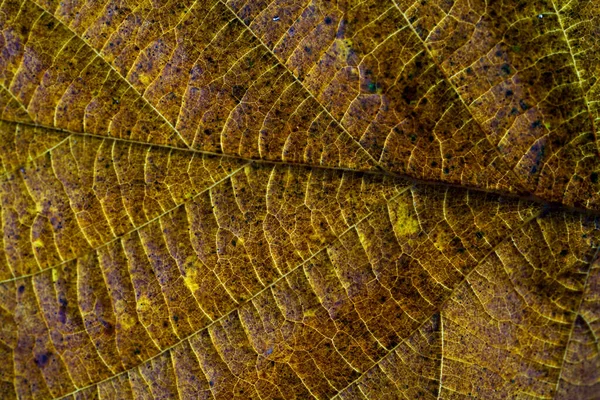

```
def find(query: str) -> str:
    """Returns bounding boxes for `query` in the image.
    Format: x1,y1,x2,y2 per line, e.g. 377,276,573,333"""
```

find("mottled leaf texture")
0,0,598,399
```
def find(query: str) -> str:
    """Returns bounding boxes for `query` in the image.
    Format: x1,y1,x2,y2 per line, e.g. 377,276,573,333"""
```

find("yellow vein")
2,118,381,177
0,85,32,124
0,123,71,184
53,184,414,399
27,1,190,148
330,209,543,398
0,118,597,218
550,0,599,156
218,0,388,173
437,311,444,400
390,0,530,195
0,162,250,284
553,245,600,395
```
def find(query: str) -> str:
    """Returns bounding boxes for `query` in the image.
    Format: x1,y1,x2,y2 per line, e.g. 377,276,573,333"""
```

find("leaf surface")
0,0,598,399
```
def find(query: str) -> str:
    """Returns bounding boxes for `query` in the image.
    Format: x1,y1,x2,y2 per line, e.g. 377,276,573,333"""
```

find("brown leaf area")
0,0,598,398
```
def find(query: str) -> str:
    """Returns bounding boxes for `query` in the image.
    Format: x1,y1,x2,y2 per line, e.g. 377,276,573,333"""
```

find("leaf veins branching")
0,0,598,399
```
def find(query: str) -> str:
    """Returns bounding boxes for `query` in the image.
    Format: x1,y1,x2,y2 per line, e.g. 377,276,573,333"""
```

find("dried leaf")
0,0,598,398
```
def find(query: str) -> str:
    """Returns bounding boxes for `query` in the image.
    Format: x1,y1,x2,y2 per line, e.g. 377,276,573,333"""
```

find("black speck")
18,285,25,293
324,16,332,24
591,172,599,184
34,352,50,367
519,99,530,110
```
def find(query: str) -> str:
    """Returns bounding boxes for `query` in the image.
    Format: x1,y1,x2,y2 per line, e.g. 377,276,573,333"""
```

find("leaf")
0,0,598,399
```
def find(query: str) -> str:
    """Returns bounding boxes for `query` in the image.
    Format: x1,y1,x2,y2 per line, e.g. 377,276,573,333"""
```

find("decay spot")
529,142,545,175
184,267,200,292
390,196,420,237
